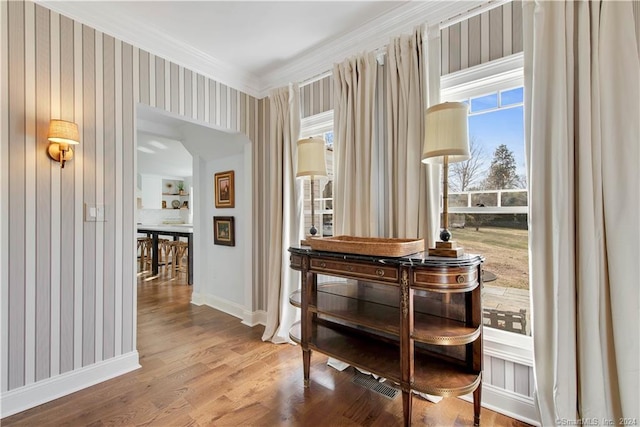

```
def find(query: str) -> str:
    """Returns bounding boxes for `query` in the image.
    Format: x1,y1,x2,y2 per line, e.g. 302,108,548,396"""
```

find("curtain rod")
299,46,387,89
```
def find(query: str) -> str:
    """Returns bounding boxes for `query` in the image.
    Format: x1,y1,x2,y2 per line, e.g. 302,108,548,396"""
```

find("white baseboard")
191,292,243,320
458,382,540,426
191,293,265,328
242,309,266,327
0,351,140,419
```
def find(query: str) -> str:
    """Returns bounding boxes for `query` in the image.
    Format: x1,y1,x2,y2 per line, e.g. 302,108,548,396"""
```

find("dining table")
137,224,193,285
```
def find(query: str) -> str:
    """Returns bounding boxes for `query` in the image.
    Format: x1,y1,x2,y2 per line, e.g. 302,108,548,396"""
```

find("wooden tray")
306,235,425,257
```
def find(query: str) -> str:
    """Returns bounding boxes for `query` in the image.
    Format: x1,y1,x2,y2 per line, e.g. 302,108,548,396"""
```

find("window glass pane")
470,93,498,112
324,131,334,149
450,216,529,335
467,106,526,190
500,87,524,106
447,86,529,336
302,128,334,238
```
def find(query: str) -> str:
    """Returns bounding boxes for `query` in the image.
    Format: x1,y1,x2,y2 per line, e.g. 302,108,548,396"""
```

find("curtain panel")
523,1,640,423
261,84,303,344
333,52,379,237
384,27,438,242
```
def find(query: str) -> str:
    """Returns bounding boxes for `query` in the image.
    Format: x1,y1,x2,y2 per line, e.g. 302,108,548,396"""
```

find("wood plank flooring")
3,269,531,426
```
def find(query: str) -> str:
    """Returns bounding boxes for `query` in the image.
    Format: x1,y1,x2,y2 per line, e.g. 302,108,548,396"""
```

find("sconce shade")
421,102,470,164
48,119,80,145
296,136,327,178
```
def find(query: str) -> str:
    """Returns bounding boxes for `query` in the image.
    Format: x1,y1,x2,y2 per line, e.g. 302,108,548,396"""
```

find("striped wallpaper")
1,0,268,393
485,354,534,398
300,75,333,118
440,0,523,75
635,0,640,56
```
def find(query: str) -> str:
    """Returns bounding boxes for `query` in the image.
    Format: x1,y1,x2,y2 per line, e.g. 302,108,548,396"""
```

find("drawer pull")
347,266,354,272
376,269,385,277
320,262,326,268
456,275,466,284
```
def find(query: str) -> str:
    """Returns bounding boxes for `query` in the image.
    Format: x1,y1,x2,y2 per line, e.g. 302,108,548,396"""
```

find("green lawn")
452,226,529,290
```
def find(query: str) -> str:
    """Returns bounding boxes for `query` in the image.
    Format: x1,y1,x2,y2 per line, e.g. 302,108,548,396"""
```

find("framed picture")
214,170,235,208
213,216,235,246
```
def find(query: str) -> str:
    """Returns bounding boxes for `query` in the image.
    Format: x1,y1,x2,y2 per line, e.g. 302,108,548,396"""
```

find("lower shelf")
290,321,481,397
290,320,401,383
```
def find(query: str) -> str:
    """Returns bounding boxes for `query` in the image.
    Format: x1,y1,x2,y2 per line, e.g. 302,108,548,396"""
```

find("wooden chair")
165,240,189,279
157,238,170,270
137,237,152,272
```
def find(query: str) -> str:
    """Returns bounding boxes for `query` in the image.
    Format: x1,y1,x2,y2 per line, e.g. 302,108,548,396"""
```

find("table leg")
473,382,482,426
151,233,159,276
303,348,311,387
402,390,412,427
187,234,193,285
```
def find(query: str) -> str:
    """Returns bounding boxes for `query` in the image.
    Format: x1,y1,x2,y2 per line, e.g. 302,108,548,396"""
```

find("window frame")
441,52,533,366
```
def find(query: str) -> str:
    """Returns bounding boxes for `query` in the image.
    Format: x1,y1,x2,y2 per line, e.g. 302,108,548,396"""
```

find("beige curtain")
333,53,379,236
384,27,438,242
523,1,640,423
261,84,303,344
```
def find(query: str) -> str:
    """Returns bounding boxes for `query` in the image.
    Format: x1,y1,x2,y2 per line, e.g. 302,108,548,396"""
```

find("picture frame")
213,216,235,246
214,170,235,208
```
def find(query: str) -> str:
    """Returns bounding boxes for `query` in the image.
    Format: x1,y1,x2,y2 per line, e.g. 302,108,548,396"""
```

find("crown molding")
260,0,487,97
37,0,490,99
37,0,264,98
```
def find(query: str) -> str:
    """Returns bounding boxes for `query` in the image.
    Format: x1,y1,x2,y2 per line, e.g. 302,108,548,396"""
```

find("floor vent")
351,372,400,400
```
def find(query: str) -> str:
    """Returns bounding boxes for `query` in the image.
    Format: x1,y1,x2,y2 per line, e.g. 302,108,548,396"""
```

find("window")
442,55,531,337
300,111,334,237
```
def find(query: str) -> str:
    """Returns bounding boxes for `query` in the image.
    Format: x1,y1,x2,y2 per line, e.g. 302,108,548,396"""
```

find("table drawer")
290,254,303,270
413,266,478,292
310,258,398,283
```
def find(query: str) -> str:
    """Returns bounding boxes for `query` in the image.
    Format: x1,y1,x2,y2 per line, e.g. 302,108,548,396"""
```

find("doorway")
134,104,253,328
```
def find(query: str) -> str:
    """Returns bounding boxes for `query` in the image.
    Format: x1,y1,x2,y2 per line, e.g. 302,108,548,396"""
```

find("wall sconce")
47,119,79,168
296,136,327,237
422,102,470,257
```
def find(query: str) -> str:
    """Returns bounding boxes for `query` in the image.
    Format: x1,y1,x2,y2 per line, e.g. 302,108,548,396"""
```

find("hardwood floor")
4,269,531,426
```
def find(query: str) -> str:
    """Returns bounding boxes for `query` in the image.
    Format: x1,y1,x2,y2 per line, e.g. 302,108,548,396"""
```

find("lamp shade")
421,102,469,164
296,137,327,178
48,119,80,145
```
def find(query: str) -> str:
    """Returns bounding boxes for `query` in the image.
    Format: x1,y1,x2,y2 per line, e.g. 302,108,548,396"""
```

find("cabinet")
140,175,162,209
288,246,484,426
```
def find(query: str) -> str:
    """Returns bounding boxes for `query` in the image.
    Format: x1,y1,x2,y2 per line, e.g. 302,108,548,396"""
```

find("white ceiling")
136,132,193,177
38,0,485,98
136,104,249,177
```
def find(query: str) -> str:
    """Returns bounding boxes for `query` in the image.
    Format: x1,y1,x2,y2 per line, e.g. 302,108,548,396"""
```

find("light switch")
96,204,105,221
85,203,106,222
85,203,96,222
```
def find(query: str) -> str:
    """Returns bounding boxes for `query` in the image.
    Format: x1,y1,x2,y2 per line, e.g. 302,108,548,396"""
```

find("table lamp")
296,136,327,237
421,102,470,257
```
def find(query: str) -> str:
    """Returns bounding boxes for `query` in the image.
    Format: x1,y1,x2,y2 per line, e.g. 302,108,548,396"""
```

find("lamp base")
428,240,465,257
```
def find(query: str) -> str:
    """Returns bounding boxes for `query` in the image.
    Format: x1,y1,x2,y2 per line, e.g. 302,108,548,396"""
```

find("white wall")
202,154,246,305
175,118,253,321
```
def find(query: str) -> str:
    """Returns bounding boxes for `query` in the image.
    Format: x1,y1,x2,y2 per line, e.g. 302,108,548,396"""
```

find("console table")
288,245,484,426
